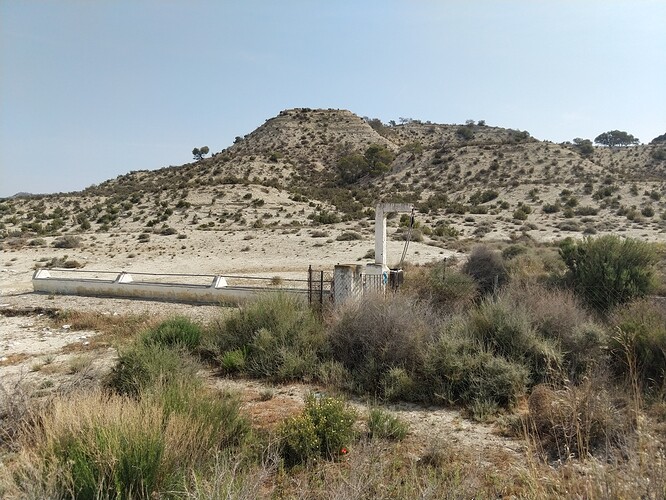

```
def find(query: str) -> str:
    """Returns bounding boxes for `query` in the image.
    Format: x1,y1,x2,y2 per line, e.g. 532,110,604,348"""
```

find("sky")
1,1,665,198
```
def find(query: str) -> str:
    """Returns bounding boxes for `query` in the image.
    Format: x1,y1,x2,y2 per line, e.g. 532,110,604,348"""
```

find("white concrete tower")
366,202,413,275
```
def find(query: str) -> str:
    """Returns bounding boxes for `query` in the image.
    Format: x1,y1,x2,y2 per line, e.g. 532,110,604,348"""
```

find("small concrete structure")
32,269,314,305
333,264,364,304
333,203,414,304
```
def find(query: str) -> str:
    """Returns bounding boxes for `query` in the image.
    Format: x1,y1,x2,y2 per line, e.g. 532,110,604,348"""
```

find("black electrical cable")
398,209,415,268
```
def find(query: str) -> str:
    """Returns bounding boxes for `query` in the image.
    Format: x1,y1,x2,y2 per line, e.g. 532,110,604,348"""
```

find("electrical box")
388,269,404,290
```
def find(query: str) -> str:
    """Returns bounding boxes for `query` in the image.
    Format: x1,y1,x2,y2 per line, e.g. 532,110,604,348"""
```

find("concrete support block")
333,264,364,304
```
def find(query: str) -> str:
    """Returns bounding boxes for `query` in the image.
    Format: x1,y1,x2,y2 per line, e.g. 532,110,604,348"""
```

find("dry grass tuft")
53,310,159,344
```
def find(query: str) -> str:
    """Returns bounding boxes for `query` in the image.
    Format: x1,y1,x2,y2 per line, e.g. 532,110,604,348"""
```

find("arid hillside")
2,108,666,249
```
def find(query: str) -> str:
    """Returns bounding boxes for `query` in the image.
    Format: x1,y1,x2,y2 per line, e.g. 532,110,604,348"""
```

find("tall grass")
3,384,249,499
611,299,666,395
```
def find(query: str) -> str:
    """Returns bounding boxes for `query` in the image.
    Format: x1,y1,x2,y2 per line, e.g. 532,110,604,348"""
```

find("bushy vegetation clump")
107,342,200,398
366,408,409,441
464,297,562,383
502,283,607,382
211,293,326,381
6,314,250,499
279,395,356,467
422,324,530,410
560,235,658,313
327,294,438,400
463,245,509,296
141,316,202,351
8,384,249,499
527,381,632,461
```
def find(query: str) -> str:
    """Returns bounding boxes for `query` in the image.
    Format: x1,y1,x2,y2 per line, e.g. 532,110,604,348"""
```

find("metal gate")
307,265,333,309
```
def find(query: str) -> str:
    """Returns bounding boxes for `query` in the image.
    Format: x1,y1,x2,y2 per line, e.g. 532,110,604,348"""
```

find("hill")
2,108,666,246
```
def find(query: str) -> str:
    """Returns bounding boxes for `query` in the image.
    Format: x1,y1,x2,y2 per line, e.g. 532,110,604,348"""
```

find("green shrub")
218,349,246,373
367,408,409,440
212,294,324,381
381,367,416,401
575,206,599,216
513,209,528,220
463,245,509,296
328,294,438,399
336,231,362,241
279,395,356,466
52,235,81,248
468,190,498,205
610,299,666,394
432,223,459,238
107,343,199,397
502,244,528,260
142,316,202,351
456,126,474,141
542,203,561,214
559,235,658,313
465,297,561,383
422,323,529,409
426,263,478,312
278,413,319,467
503,283,606,382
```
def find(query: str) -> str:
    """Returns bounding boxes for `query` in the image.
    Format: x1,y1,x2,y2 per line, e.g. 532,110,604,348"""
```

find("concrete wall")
32,270,318,305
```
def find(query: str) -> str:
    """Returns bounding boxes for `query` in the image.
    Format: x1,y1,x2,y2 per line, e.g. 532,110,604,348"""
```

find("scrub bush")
463,245,509,296
213,294,325,381
503,283,607,381
528,381,631,461
465,297,562,383
367,408,409,440
107,343,199,397
327,294,438,398
142,316,202,351
423,324,529,409
279,395,356,466
560,235,658,313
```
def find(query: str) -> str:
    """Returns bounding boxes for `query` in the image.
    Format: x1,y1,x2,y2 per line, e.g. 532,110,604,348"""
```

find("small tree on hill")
650,132,666,144
364,144,394,176
192,146,210,161
336,144,395,185
572,138,594,157
594,130,639,147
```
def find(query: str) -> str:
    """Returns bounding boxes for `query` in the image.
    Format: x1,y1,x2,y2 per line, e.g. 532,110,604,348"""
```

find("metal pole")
308,265,312,305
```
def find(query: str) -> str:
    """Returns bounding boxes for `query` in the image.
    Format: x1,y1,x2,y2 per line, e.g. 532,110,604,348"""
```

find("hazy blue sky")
1,1,665,197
